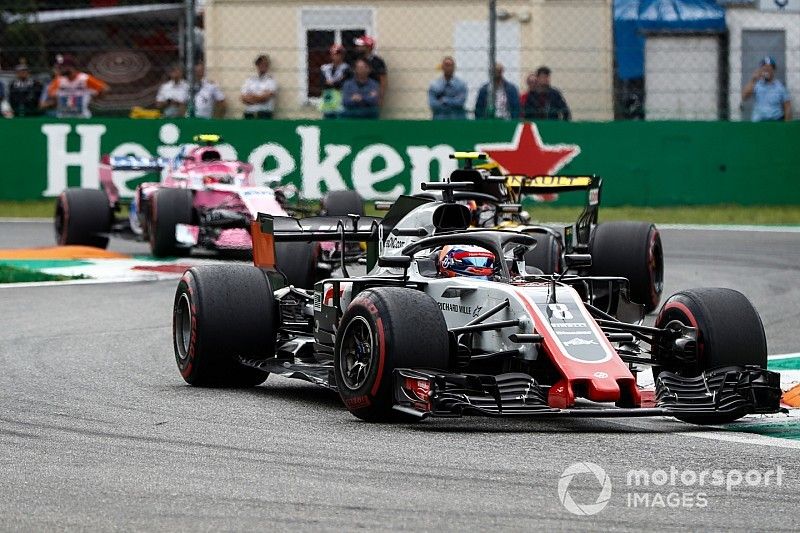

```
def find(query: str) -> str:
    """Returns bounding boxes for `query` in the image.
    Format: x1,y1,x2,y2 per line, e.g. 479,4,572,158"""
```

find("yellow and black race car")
417,152,664,313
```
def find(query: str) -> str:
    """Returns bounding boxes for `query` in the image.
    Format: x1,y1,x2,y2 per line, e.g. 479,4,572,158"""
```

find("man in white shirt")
240,54,278,119
192,62,226,119
155,65,189,118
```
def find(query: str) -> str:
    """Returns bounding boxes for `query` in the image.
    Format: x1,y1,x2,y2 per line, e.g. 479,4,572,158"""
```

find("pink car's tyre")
150,188,193,257
54,188,111,249
173,265,275,387
320,190,364,217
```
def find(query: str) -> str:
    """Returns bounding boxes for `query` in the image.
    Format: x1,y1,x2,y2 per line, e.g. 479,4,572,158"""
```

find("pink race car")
54,134,363,287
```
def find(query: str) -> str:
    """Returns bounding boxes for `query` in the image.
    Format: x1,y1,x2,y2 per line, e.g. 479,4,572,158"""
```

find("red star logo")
476,122,580,175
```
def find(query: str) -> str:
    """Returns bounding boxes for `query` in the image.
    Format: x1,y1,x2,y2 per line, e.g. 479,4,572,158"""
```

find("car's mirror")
378,255,412,269
564,253,592,270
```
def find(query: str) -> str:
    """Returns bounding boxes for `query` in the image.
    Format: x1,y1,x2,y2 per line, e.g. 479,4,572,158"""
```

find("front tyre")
150,188,193,257
334,287,449,422
654,288,769,424
173,265,275,387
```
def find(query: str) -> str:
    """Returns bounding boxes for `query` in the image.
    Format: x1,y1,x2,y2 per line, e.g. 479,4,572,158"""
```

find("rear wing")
100,155,169,172
505,175,597,195
504,175,603,250
252,195,432,275
98,155,168,205
251,214,382,277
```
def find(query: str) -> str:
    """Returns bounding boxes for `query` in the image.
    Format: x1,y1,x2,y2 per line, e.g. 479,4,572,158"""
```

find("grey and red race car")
170,161,781,426
54,134,362,287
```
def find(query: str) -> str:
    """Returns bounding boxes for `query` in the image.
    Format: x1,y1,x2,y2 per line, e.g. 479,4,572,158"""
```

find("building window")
299,8,374,101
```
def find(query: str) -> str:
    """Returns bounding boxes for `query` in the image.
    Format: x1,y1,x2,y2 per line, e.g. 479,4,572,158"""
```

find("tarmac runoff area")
1,220,799,530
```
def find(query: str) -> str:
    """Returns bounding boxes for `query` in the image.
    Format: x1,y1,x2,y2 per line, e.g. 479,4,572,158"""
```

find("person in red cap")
319,44,352,118
41,54,108,118
353,35,387,107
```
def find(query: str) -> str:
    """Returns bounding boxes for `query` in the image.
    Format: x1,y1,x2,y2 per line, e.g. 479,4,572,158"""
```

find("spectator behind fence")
341,58,380,119
353,35,387,106
0,80,9,118
475,63,519,119
319,44,351,118
41,55,108,118
742,56,792,122
193,62,226,119
428,56,467,120
521,66,571,121
155,65,189,118
241,54,278,119
7,63,43,117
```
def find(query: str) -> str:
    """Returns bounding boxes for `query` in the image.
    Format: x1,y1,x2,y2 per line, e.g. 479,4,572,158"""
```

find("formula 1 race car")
170,165,781,426
54,134,363,287
412,153,664,312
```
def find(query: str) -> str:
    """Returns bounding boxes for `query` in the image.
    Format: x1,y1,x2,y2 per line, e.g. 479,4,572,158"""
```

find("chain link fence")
0,0,796,120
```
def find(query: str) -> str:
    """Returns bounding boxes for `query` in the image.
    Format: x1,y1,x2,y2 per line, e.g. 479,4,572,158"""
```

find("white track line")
0,276,173,289
657,223,800,233
0,218,51,223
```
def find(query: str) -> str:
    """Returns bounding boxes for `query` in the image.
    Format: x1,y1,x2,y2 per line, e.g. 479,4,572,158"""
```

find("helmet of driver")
438,245,495,280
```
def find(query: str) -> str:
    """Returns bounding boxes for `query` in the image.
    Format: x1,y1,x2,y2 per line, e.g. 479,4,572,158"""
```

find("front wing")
393,366,782,421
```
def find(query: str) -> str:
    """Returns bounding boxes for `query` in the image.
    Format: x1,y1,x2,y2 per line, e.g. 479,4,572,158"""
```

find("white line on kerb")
769,353,800,361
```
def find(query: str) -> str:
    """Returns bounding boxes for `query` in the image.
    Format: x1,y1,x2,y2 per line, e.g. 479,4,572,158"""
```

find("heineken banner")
1,118,798,205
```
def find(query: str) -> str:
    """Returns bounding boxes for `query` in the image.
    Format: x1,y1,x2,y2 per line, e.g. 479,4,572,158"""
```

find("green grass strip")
0,264,87,283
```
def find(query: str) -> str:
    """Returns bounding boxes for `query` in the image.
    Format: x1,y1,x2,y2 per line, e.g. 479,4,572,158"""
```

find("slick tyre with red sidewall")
523,231,562,274
173,265,275,387
590,221,663,313
653,287,767,380
334,287,449,422
653,288,767,424
150,188,193,258
55,188,111,249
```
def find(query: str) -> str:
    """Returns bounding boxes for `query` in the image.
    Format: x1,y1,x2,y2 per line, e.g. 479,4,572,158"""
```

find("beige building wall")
205,0,613,120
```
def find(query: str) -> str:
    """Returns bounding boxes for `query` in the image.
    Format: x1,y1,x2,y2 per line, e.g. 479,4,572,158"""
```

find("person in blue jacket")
475,63,520,119
428,56,468,120
341,58,380,119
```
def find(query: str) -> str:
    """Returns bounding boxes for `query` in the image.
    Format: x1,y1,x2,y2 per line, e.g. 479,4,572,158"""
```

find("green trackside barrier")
0,118,798,206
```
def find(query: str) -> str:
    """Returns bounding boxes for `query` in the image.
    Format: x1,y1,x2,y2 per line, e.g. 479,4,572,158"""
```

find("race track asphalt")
1,221,799,531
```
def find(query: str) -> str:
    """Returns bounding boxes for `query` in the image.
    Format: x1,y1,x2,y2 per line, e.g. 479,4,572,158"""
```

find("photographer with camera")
742,56,792,122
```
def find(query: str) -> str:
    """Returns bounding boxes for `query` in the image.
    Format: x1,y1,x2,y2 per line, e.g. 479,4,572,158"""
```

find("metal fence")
0,0,796,121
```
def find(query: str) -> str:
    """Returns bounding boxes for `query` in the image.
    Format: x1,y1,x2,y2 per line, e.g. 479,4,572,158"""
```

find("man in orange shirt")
41,55,108,118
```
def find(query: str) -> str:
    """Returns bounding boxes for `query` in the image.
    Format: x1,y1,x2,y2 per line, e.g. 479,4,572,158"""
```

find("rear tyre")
321,190,364,216
523,231,562,274
274,241,317,289
173,265,275,387
150,188,193,257
334,287,449,422
653,288,767,424
590,221,663,313
54,188,111,249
